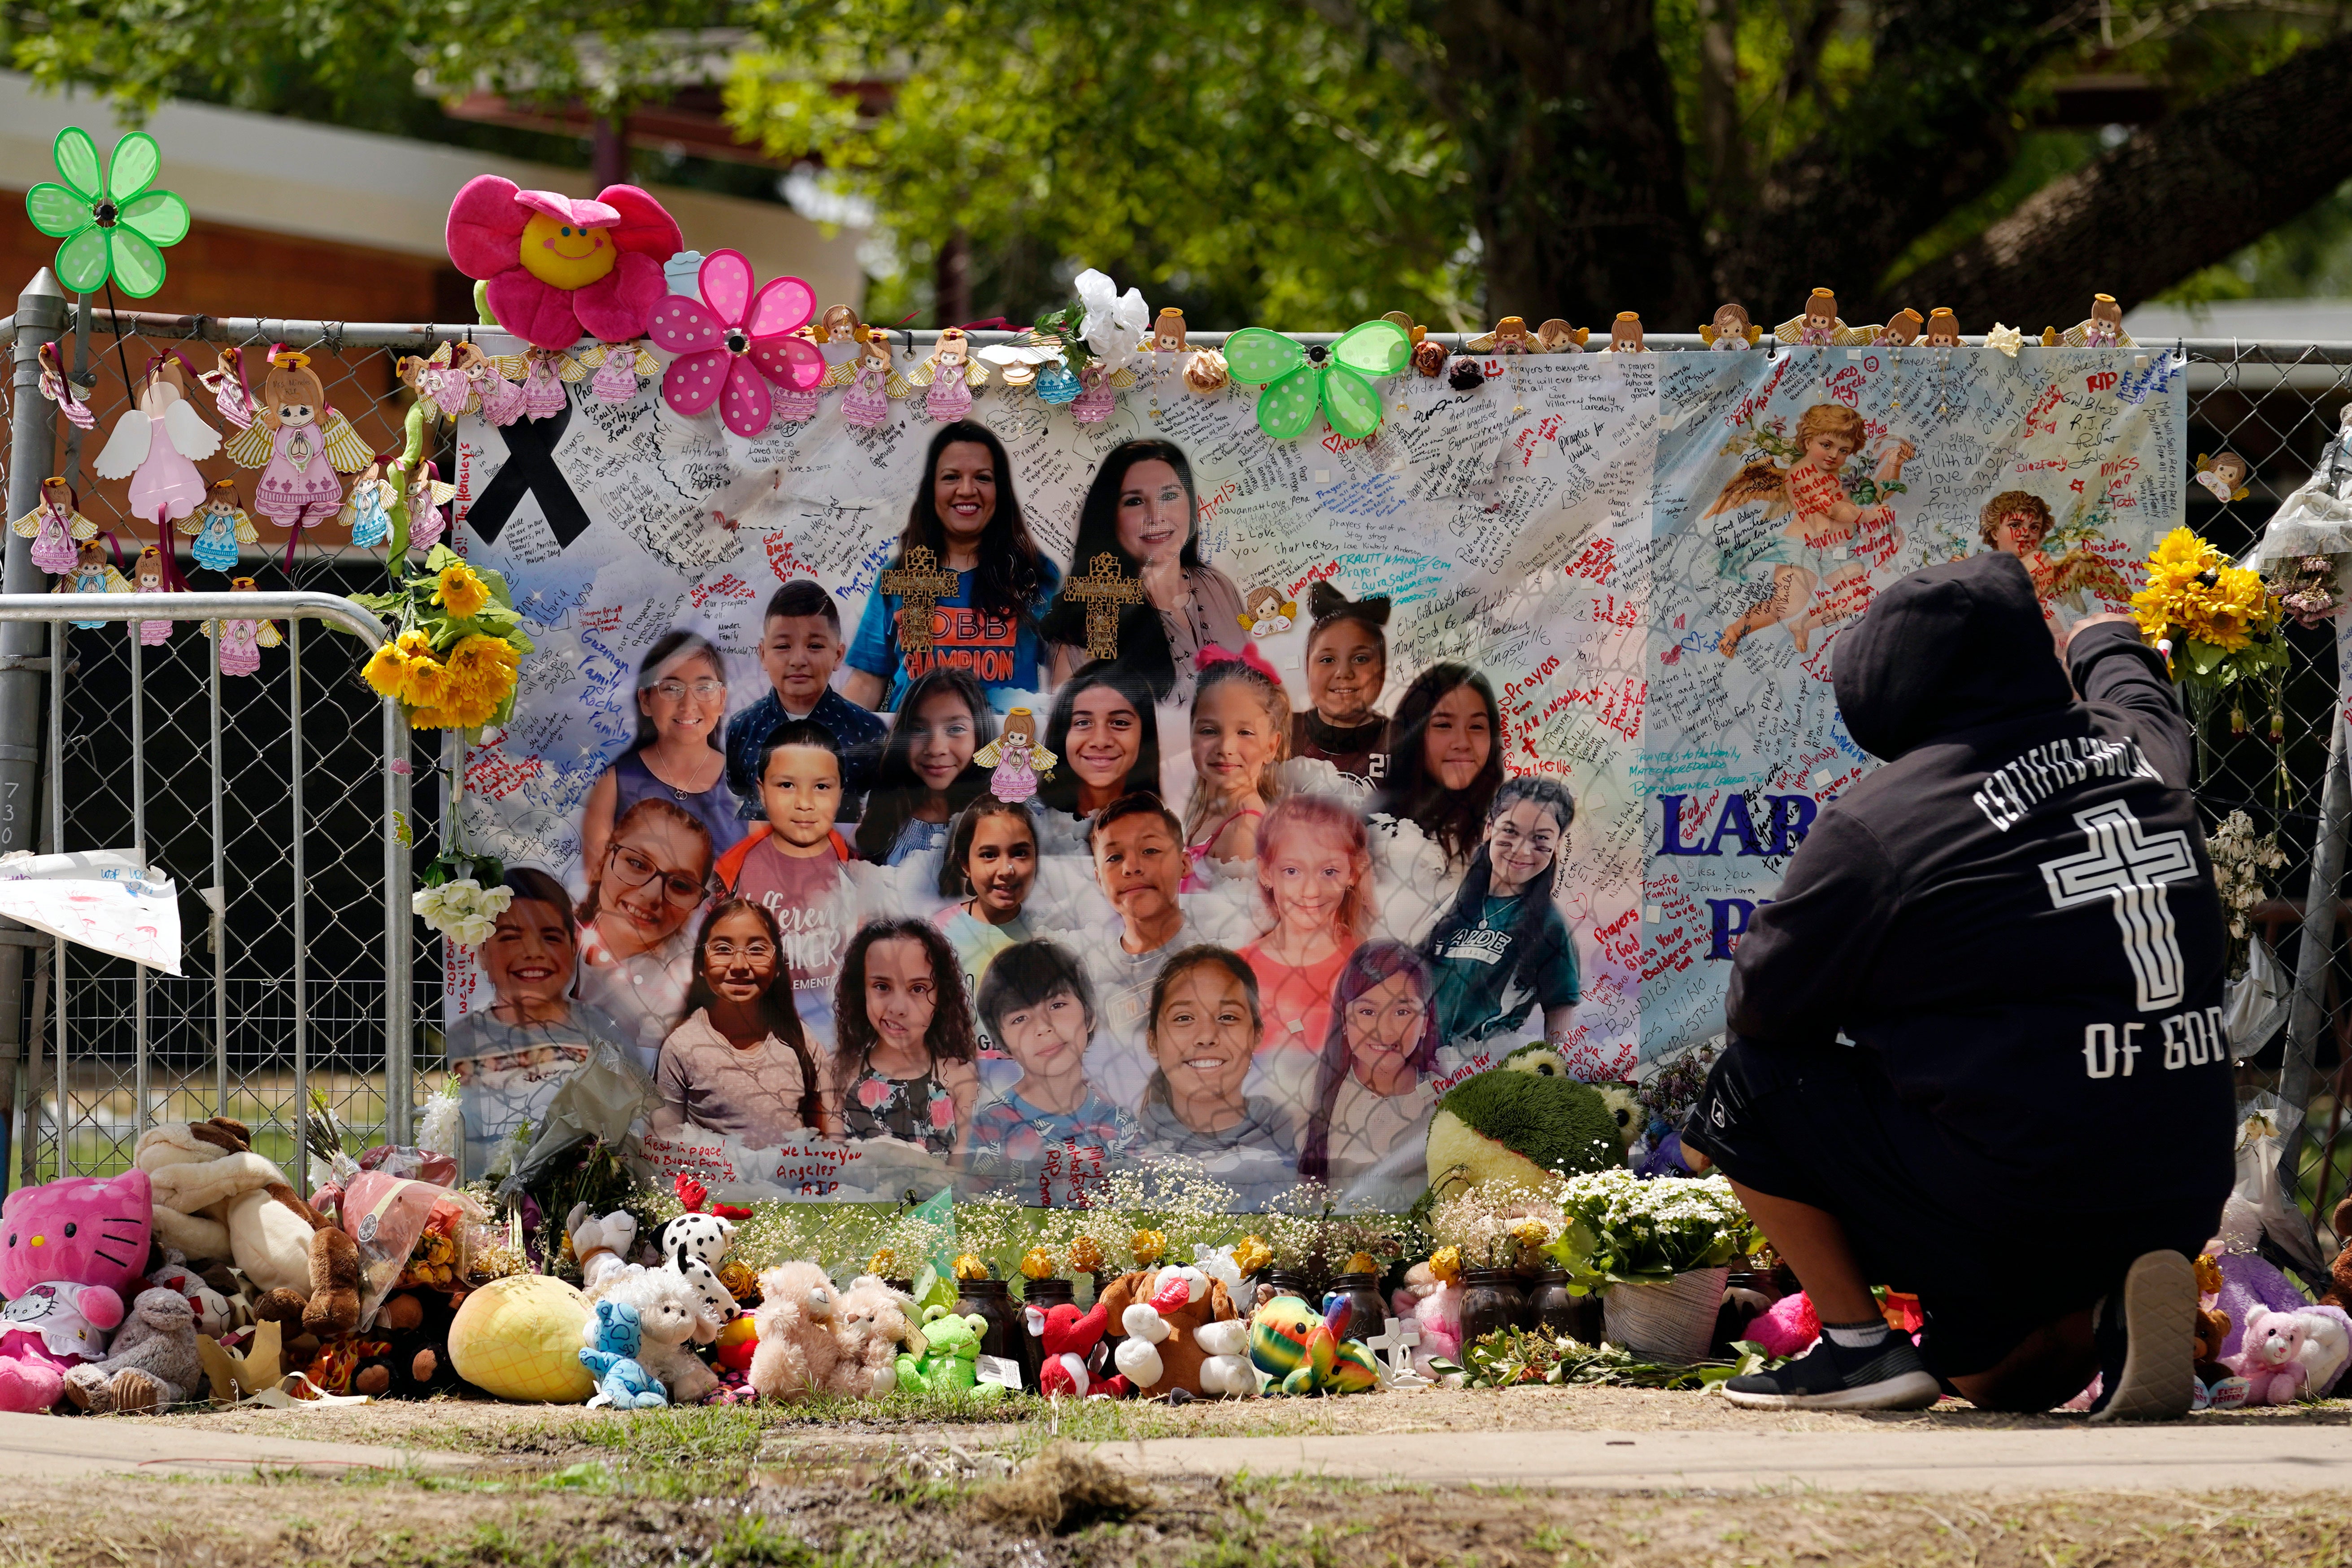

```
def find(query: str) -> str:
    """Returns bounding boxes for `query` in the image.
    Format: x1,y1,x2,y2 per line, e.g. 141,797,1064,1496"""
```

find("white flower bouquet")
412,876,511,946
1546,1169,1756,1287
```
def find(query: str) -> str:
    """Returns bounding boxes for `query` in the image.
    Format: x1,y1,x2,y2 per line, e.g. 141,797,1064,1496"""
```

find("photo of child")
1035,659,1163,854
1374,664,1503,872
1289,583,1391,784
965,939,1137,1202
581,630,744,875
652,898,837,1149
852,667,997,865
445,868,642,1181
832,919,980,1160
577,797,716,1067
1296,941,1443,1211
1131,944,1298,1202
1184,644,1289,886
933,796,1041,1000
725,579,887,820
1080,793,1202,1106
1239,794,1372,1057
1420,777,1580,1048
714,722,859,1031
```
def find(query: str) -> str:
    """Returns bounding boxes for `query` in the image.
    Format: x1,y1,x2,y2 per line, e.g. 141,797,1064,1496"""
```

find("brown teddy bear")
2193,1252,2233,1384
1097,1265,1239,1398
245,1184,360,1338
2321,1199,2352,1310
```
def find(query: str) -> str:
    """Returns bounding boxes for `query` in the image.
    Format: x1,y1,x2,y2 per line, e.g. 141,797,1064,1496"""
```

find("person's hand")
1139,551,1187,612
2061,611,2142,652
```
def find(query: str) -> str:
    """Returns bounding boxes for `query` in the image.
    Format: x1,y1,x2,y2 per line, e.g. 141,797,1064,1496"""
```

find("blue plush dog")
580,1298,669,1409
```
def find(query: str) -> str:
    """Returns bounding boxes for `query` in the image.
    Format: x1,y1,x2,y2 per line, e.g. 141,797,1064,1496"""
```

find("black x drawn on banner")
464,396,592,549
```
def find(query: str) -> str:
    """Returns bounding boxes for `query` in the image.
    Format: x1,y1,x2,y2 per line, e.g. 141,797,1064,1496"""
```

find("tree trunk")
1882,30,2352,329
1427,0,1708,328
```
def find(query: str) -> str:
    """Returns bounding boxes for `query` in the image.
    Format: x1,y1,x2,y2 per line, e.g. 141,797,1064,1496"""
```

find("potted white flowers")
1546,1169,1756,1363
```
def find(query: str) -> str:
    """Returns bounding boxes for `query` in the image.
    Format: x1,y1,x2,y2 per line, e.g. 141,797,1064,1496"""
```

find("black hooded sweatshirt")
1725,552,2233,1213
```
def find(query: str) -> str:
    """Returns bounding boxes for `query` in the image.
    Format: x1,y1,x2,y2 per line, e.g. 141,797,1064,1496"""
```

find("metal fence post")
4,270,65,1185
2281,692,2352,1186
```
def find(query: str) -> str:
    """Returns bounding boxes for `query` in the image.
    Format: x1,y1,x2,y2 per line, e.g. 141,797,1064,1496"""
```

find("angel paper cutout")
2043,293,2133,349
405,462,457,552
1241,584,1297,637
1872,309,1925,347
1221,319,1411,440
651,249,823,438
342,459,398,549
1775,288,1879,348
822,327,909,428
201,577,281,677
13,476,98,576
196,346,255,430
1072,362,1137,425
1700,302,1761,351
55,538,131,629
971,708,1057,805
2195,452,2252,505
492,346,588,421
95,353,220,525
1465,317,1540,354
223,349,373,530
579,338,659,404
398,342,483,426
36,342,95,431
128,545,171,646
177,478,257,572
907,327,988,422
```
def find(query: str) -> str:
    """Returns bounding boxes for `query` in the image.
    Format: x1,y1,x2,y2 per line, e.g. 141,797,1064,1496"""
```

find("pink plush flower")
855,1077,893,1111
445,175,681,350
648,249,823,438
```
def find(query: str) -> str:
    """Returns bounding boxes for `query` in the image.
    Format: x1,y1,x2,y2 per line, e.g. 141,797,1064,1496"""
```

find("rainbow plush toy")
1248,1295,1379,1397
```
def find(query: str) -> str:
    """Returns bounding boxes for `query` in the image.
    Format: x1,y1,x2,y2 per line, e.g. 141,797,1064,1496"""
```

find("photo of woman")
932,797,1041,998
580,630,744,875
445,868,642,1181
652,898,837,1149
1375,663,1503,872
832,918,980,1160
1034,659,1163,854
577,797,716,1067
1296,941,1443,1210
842,420,1059,710
1290,584,1392,784
852,667,998,865
1038,439,1245,703
1132,944,1298,1201
1183,645,1288,886
1238,793,1372,1057
1420,776,1580,1048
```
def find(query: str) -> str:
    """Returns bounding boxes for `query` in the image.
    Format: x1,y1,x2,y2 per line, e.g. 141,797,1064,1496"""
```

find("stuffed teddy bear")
144,1250,232,1338
2191,1254,2234,1388
1249,1294,1378,1396
2230,1304,2314,1404
597,1267,720,1405
826,1277,915,1398
2322,1196,2352,1311
895,1306,990,1395
747,1262,841,1403
1098,1265,1239,1397
1190,1318,1257,1397
273,1184,361,1338
0,1170,154,1412
1025,1300,1132,1399
567,1205,640,1294
61,1286,203,1412
350,1288,468,1399
580,1299,669,1409
1746,1289,1822,1359
1389,1262,1462,1374
134,1122,318,1300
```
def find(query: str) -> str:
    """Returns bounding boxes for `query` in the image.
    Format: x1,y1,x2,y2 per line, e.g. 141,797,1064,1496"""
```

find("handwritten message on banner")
449,340,2182,1206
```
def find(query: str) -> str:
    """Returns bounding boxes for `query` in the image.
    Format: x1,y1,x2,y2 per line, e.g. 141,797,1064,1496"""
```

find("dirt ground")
4,1390,2350,1567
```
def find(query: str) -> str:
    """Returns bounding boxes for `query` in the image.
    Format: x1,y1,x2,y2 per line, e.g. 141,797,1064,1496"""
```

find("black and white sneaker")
1721,1335,1941,1411
2086,1250,2197,1423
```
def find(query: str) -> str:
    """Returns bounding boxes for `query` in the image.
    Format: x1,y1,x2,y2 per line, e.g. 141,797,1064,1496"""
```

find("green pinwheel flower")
1222,318,1412,440
24,128,190,298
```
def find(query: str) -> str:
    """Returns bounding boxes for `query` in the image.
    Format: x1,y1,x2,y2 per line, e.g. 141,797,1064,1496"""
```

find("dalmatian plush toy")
660,1213,734,1270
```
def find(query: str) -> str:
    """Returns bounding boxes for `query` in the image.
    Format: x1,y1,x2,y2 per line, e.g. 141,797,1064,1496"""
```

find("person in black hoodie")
1686,552,2231,1419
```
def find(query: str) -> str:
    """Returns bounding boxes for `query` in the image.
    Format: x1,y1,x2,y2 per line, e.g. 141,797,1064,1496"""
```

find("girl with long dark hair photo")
852,667,998,865
1033,659,1163,854
1419,776,1580,1048
1296,941,1443,1209
832,918,981,1161
1374,663,1504,872
580,629,743,872
652,898,836,1148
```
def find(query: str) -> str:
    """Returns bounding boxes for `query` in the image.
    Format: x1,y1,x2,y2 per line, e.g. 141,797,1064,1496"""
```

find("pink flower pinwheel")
649,249,823,438
444,175,682,350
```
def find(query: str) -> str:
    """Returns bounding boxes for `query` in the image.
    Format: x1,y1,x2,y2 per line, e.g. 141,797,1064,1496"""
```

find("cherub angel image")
1977,490,2130,622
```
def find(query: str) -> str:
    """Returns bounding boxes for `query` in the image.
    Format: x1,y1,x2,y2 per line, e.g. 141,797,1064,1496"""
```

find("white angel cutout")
1076,268,1151,375
95,355,220,524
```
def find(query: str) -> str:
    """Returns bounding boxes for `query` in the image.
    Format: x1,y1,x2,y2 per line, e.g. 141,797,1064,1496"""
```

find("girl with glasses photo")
581,630,744,875
578,797,716,1067
653,898,837,1148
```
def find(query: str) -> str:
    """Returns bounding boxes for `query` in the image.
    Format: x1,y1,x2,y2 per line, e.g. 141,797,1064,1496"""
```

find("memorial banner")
445,339,2184,1205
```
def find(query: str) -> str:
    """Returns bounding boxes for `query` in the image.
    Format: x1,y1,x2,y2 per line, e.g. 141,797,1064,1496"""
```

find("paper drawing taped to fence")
450,342,2184,1206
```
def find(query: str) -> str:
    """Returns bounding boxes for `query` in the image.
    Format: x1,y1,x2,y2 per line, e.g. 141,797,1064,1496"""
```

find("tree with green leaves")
9,0,2350,329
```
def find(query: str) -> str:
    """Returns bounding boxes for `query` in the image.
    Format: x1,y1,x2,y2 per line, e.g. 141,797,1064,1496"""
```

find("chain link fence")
3,285,2350,1240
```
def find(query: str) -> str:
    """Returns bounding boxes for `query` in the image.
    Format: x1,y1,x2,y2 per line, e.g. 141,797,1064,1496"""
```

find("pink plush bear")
1391,1275,1462,1374
2230,1304,2313,1405
1747,1290,1822,1358
0,1171,155,1412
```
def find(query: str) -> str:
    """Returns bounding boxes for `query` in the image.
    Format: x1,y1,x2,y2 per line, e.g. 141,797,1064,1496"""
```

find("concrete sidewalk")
0,1409,476,1480
1094,1423,2352,1494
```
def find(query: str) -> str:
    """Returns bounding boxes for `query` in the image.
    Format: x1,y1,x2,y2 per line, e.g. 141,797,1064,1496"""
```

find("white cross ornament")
1365,1316,1429,1389
2040,801,2197,1013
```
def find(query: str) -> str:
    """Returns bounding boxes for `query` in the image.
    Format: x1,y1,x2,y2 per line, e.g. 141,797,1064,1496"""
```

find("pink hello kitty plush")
0,1170,154,1411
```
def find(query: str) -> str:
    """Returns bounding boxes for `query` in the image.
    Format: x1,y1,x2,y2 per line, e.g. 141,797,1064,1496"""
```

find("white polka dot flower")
649,248,823,438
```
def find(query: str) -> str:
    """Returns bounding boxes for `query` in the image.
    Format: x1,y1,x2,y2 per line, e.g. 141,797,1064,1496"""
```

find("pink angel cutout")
649,249,823,438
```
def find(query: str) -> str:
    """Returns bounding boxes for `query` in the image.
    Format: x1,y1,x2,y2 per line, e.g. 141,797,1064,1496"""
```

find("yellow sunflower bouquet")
351,544,535,734
2129,527,2288,766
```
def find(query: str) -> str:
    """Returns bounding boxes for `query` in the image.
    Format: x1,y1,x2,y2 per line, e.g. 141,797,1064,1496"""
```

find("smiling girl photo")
1290,584,1392,784
581,630,744,875
1296,941,1443,1209
1420,776,1581,1049
1239,794,1373,1057
1183,645,1289,885
1132,944,1297,1200
1034,659,1163,854
853,667,998,865
831,918,980,1160
653,897,836,1149
932,796,1041,997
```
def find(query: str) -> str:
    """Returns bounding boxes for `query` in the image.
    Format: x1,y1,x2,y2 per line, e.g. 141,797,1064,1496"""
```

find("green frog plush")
893,1306,1000,1396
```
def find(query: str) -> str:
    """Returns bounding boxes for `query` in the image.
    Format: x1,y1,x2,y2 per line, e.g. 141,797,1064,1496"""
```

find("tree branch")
1881,29,2352,326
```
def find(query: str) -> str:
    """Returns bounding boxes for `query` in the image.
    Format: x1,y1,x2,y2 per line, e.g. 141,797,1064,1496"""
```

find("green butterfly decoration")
1223,320,1413,440
25,128,191,299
